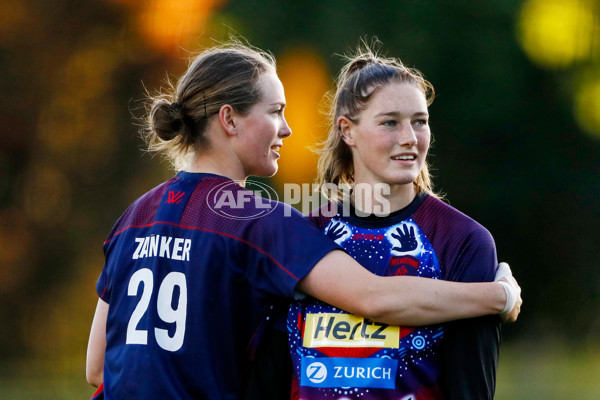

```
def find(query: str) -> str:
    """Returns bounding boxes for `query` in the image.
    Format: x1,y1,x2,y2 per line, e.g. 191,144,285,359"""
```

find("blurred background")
1,0,599,398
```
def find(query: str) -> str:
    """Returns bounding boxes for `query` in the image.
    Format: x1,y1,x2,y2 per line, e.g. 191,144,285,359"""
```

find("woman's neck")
350,181,416,216
184,122,248,183
187,151,247,184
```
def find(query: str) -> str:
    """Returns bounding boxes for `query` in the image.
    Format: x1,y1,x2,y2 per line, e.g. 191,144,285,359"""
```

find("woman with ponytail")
287,40,512,399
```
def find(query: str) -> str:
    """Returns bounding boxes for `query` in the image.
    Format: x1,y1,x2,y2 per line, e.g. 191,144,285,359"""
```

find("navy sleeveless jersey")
96,172,340,400
287,193,500,399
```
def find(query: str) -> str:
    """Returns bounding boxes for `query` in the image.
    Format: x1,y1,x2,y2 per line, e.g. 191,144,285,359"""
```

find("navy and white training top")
96,171,340,400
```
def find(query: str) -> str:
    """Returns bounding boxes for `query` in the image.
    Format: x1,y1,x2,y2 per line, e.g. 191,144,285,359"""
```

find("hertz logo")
303,313,399,348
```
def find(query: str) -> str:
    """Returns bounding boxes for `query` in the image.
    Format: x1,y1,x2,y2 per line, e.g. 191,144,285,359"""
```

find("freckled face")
344,81,430,189
234,72,292,177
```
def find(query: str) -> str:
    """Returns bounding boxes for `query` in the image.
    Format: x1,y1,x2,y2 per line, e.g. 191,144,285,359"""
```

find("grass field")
496,341,600,399
1,341,598,399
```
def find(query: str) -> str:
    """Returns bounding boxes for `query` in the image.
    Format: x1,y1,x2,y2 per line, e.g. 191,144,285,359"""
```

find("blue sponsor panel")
301,357,397,389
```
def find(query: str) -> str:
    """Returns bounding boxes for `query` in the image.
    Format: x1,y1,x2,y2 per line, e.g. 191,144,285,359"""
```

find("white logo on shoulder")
132,235,192,261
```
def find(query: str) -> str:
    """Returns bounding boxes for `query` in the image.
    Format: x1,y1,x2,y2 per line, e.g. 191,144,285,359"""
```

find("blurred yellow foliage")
518,0,600,139
22,165,71,226
134,0,228,54
275,48,331,187
35,34,129,172
0,0,30,45
22,245,104,372
517,0,598,68
0,208,31,292
575,73,600,139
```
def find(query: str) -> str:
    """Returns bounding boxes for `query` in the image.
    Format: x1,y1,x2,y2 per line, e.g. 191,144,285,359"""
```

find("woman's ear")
219,104,237,136
337,116,355,146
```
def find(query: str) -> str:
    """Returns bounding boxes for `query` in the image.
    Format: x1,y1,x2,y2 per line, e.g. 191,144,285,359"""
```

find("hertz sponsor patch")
303,313,399,348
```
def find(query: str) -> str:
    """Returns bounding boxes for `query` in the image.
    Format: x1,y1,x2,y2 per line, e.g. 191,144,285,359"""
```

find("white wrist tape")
495,262,519,315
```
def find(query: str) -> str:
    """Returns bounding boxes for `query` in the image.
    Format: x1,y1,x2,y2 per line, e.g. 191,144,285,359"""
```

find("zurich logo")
306,361,327,384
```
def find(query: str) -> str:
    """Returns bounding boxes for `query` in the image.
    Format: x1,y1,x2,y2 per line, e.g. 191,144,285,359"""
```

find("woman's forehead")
257,72,286,104
362,82,427,113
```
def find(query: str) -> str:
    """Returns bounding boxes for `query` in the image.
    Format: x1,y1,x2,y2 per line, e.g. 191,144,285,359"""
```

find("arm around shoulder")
297,250,509,326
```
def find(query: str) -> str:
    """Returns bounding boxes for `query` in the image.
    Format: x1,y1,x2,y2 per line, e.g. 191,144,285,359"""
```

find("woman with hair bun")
85,41,520,399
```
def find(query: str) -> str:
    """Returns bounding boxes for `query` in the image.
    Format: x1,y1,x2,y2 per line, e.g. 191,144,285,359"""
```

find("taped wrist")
497,279,518,315
494,262,518,315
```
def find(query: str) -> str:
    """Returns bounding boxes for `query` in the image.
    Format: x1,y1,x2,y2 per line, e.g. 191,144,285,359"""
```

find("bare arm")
297,250,512,326
86,298,108,388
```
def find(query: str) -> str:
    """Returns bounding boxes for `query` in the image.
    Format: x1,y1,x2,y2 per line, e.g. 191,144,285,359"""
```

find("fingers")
501,294,522,323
